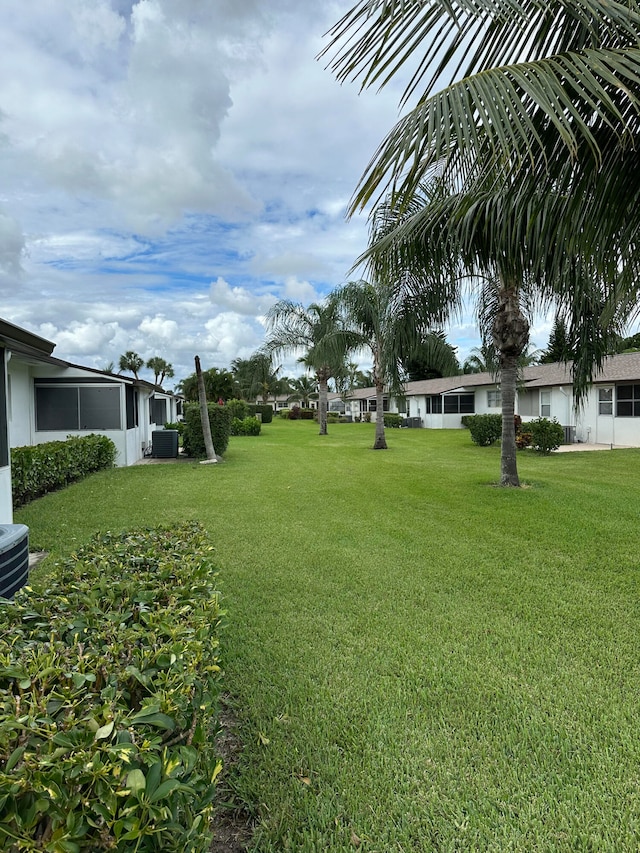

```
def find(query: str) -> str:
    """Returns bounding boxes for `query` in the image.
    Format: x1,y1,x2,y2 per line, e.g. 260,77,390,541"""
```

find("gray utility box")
0,523,29,600
152,429,179,458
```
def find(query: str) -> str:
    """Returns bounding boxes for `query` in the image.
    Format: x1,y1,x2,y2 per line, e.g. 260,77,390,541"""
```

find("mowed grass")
16,420,640,851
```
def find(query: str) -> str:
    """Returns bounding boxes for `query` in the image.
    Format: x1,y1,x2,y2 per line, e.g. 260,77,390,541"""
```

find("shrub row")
383,413,402,428
11,434,117,508
464,414,503,446
247,404,272,424
230,416,261,436
0,522,223,853
181,403,232,458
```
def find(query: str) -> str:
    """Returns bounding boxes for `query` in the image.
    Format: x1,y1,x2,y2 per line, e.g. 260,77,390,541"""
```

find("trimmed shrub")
164,421,185,436
279,409,290,419
383,413,402,428
0,522,223,853
528,417,564,454
225,399,250,420
181,402,232,458
230,416,261,436
299,408,315,420
11,434,117,508
247,404,272,424
466,414,502,446
288,405,301,420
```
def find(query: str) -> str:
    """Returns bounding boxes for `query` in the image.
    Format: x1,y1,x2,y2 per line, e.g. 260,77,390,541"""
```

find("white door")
596,387,614,444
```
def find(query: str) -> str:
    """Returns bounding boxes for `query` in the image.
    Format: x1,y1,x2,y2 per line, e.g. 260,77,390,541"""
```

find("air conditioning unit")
152,429,179,458
0,523,29,600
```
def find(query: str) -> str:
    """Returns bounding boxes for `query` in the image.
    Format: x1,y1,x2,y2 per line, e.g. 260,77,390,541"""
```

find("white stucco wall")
0,466,12,523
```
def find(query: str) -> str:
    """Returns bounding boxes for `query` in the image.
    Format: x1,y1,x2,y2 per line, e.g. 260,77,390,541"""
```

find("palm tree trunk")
373,380,387,450
318,373,329,435
195,355,217,462
493,280,529,487
499,353,519,486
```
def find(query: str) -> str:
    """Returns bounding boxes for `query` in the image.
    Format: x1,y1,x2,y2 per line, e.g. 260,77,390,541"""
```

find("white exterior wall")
7,360,33,448
0,467,11,523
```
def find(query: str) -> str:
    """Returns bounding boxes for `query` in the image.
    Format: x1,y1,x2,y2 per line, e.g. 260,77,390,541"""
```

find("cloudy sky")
0,0,552,386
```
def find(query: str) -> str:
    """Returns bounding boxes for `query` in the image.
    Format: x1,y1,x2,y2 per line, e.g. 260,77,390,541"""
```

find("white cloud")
209,276,276,315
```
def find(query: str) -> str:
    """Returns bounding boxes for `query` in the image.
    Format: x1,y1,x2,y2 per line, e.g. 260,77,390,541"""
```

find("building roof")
0,319,55,359
333,352,640,401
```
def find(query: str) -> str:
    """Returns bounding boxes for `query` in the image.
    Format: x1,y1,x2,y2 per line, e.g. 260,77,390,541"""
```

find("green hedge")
247,404,272,424
464,414,503,446
383,413,402,428
528,417,565,454
230,416,261,436
181,403,232,458
11,434,117,508
0,522,223,853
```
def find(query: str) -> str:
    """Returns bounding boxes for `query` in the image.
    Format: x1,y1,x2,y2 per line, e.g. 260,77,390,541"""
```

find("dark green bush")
181,402,232,458
383,413,402,428
230,416,261,436
225,399,249,420
299,408,314,420
164,421,185,436
0,522,223,852
466,414,503,446
247,404,272,424
528,417,564,454
11,434,117,508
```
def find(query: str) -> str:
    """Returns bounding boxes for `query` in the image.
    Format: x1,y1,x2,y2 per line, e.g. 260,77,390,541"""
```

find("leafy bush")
278,409,290,419
247,404,272,424
299,408,314,420
288,405,301,420
181,402,232,458
527,417,564,454
164,421,184,436
363,412,372,423
466,414,503,446
225,399,250,420
11,434,117,508
383,413,402,428
230,416,261,436
0,522,223,852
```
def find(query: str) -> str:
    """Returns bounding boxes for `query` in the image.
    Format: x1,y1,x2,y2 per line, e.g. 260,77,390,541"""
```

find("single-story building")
1,317,180,523
334,352,640,447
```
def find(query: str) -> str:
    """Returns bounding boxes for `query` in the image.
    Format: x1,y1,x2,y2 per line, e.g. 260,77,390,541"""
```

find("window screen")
36,385,121,431
616,385,640,417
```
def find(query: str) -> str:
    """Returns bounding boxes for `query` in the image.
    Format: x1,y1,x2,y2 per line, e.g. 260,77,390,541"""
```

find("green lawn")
16,420,640,851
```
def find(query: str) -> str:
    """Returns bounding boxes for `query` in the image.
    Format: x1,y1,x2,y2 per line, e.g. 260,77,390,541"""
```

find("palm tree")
335,279,452,449
322,1,640,482
118,351,144,380
146,356,174,387
287,375,318,408
265,297,358,435
231,352,284,406
401,331,460,381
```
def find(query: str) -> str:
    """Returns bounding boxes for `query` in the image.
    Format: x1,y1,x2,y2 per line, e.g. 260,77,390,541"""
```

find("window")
487,389,501,408
443,393,475,414
598,387,613,416
150,397,167,425
540,391,551,417
36,385,121,431
368,398,376,412
518,390,538,416
395,396,407,413
126,386,138,429
425,395,442,414
616,385,640,417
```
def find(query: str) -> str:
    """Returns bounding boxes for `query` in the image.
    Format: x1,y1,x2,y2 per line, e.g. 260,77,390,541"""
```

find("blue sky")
0,0,552,386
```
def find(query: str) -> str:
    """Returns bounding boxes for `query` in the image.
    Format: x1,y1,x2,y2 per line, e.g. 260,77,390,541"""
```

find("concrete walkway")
555,442,633,452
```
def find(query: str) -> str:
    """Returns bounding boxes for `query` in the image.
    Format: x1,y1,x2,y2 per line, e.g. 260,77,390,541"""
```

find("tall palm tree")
146,356,174,387
322,0,640,480
118,351,144,380
335,278,451,449
265,297,358,435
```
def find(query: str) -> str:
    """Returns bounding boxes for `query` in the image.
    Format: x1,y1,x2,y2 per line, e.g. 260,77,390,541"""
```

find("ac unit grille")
0,524,29,600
